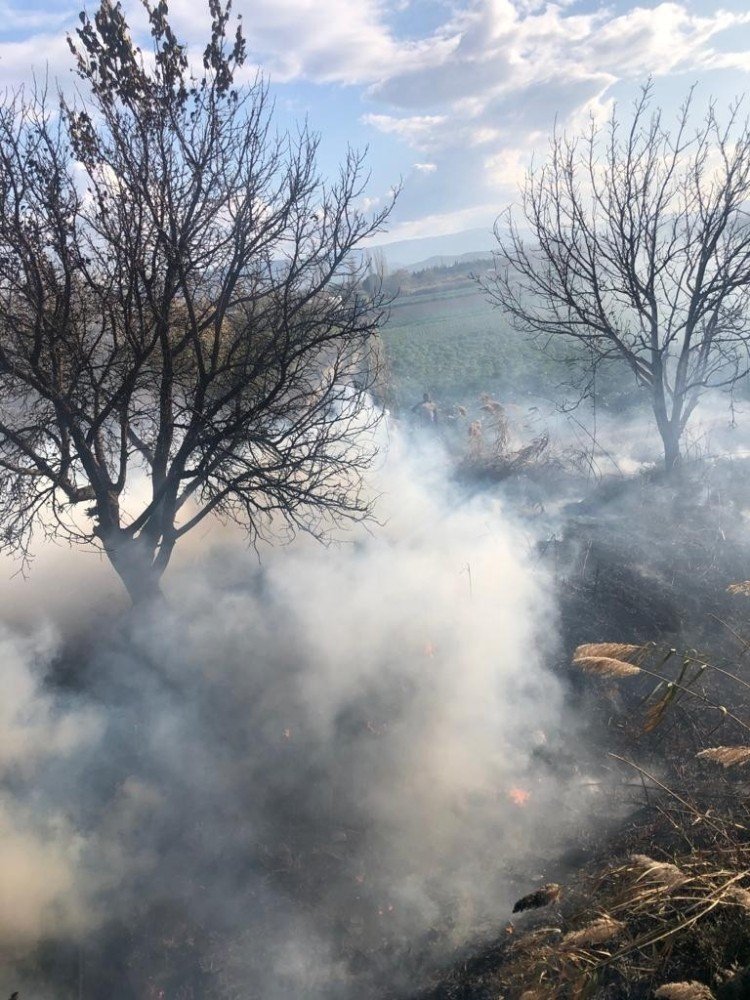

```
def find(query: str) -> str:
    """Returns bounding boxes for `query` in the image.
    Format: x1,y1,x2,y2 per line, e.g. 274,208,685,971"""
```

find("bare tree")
0,0,392,604
483,84,750,471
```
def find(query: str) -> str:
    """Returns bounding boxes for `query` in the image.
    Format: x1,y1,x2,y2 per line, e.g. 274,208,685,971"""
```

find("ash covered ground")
6,399,750,999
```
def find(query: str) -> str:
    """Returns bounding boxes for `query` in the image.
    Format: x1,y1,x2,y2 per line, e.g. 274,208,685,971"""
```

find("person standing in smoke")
413,392,439,426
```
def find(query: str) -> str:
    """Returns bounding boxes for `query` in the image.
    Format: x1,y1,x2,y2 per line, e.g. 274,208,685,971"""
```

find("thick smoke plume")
0,428,588,999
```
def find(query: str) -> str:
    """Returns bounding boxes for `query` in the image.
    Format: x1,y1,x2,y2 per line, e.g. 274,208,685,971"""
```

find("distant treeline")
362,255,493,298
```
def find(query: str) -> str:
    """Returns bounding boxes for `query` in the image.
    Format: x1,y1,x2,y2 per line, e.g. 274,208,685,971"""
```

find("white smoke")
0,427,588,998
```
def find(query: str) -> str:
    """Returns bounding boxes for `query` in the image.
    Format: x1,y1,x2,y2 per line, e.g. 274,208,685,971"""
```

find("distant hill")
400,250,493,274
361,252,493,299
367,226,496,269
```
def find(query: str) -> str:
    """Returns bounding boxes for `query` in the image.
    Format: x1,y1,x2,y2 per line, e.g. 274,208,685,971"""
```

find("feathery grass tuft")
629,854,688,889
573,655,642,678
696,746,750,768
653,983,715,999
574,642,645,661
562,915,625,947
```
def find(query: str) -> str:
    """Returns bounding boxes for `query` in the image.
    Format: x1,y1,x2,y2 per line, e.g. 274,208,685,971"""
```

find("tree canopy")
0,0,391,602
484,85,750,470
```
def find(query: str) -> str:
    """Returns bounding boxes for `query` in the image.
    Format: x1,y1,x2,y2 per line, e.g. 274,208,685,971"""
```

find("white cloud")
355,0,750,220
2,0,749,234
0,33,72,90
362,113,448,150
0,2,69,31
484,146,532,189
378,202,498,242
158,0,458,85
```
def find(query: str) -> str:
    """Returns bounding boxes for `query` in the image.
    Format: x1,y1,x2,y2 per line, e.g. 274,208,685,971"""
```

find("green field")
380,281,636,413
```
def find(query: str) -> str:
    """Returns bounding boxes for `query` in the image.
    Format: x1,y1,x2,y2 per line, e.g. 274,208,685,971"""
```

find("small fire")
508,787,531,807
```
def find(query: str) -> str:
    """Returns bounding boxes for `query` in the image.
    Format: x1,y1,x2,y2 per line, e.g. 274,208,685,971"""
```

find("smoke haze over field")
0,429,591,999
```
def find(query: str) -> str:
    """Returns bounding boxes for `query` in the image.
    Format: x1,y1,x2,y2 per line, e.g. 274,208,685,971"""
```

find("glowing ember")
508,787,531,806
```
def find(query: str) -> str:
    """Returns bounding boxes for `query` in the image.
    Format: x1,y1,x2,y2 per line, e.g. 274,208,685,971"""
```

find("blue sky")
2,0,750,243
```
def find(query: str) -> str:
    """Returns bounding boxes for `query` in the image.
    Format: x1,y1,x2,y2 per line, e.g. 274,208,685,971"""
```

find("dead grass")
486,638,750,1000
490,840,750,998
561,914,626,948
654,984,716,1000
696,746,750,768
572,655,642,678
629,854,688,890
574,642,646,661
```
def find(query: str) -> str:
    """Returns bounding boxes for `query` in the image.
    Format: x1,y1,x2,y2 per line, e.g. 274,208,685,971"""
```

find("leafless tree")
483,84,750,471
0,0,393,604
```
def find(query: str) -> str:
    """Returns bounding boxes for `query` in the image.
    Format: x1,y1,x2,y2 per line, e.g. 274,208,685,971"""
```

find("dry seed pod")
572,655,641,678
696,746,750,768
643,686,675,732
653,983,715,1000
512,883,561,913
630,854,688,889
562,915,625,947
511,926,562,951
574,643,644,661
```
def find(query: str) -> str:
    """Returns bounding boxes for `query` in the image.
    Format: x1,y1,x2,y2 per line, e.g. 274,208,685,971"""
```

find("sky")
1,0,750,246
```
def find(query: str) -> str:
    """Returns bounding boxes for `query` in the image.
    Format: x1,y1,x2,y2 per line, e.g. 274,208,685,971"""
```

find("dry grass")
574,642,646,661
572,655,642,678
471,633,750,1000
490,833,750,997
724,886,750,909
653,983,715,1000
568,640,750,736
561,914,626,948
510,926,562,951
630,854,688,890
696,746,750,768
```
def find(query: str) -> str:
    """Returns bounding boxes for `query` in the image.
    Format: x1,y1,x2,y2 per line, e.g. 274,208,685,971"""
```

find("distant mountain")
399,250,493,274
369,227,496,269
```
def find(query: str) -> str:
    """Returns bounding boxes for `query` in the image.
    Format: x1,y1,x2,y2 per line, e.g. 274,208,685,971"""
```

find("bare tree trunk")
651,372,682,473
658,422,682,473
102,532,164,607
483,86,750,459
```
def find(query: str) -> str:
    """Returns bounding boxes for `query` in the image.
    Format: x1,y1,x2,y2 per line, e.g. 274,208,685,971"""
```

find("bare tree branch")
482,82,750,470
0,0,393,603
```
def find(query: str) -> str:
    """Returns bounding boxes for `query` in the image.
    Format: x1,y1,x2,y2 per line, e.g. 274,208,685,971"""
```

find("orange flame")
508,787,531,806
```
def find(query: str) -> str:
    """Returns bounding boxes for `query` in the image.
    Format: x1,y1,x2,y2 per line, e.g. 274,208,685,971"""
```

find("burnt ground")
9,453,750,1000
410,457,750,999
